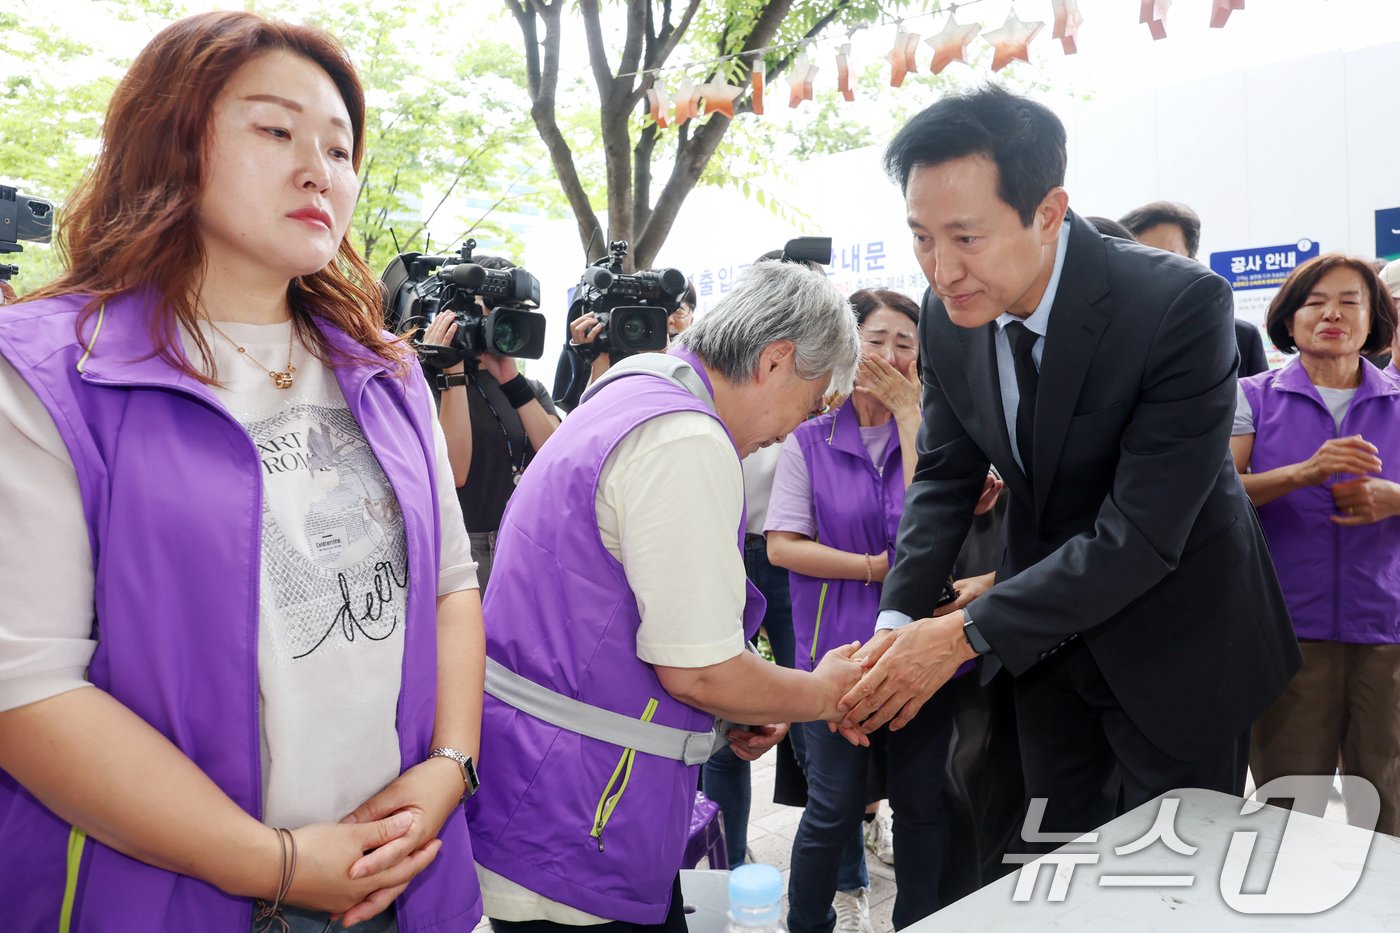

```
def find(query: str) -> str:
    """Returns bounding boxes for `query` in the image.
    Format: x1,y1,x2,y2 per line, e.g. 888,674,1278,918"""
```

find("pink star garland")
1140,0,1172,41
926,11,982,75
983,9,1045,73
1051,0,1084,55
1210,0,1245,29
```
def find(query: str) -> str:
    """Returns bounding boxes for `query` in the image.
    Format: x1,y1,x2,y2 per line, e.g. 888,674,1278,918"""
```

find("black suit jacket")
880,212,1300,761
1234,319,1269,377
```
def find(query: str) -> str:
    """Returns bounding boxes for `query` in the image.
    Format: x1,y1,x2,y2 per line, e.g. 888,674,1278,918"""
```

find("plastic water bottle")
726,863,786,933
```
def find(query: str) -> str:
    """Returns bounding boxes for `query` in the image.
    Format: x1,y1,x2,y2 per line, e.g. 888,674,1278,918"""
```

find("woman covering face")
0,12,485,932
763,289,1000,933
1230,254,1400,836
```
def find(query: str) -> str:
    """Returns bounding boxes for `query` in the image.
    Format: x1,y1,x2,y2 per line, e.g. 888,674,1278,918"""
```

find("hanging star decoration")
836,43,855,102
750,64,765,116
787,52,817,108
1210,0,1245,29
699,78,743,119
983,9,1045,72
885,26,921,87
926,11,982,75
645,79,670,129
1140,0,1171,40
1051,0,1084,55
673,76,699,125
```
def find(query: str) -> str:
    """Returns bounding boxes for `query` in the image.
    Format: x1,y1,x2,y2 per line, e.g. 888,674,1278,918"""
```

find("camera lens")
492,315,527,356
619,313,653,348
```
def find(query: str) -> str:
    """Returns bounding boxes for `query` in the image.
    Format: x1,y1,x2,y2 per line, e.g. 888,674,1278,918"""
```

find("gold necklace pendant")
207,320,298,389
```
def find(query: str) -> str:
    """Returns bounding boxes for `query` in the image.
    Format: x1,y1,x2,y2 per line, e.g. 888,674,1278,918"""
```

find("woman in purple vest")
1230,254,1400,835
766,290,988,933
467,260,868,933
0,12,484,932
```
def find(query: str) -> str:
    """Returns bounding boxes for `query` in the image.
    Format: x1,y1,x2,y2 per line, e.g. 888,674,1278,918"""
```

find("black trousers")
489,875,687,933
1013,638,1246,852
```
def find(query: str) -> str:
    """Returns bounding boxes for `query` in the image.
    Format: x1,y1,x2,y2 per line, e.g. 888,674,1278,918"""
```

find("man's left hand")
838,612,975,736
725,723,789,762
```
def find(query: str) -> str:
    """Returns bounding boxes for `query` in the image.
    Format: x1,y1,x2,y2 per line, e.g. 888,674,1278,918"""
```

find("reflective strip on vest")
59,827,87,933
484,657,723,765
810,582,830,665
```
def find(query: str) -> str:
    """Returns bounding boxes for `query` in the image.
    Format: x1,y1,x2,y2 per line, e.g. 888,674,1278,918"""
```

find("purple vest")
788,403,973,679
788,404,904,670
466,354,764,924
0,292,481,932
1240,358,1400,643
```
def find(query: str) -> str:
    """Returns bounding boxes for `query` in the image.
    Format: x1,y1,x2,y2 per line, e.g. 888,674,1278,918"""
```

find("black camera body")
1,184,55,282
380,239,547,368
568,240,686,363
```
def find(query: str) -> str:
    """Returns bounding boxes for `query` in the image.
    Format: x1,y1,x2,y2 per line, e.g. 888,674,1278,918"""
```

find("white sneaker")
864,810,895,865
832,888,873,933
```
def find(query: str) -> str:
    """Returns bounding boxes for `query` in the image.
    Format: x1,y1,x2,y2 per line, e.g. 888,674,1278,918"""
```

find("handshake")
804,571,995,746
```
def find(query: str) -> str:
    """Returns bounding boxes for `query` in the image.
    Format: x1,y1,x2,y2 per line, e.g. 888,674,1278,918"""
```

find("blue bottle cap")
728,863,783,923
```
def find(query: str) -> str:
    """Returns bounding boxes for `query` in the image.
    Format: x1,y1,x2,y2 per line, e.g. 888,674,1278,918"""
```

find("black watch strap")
435,372,469,390
963,617,991,655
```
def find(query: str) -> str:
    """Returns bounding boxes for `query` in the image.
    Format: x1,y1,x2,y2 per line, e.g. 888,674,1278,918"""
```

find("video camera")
774,236,832,267
1,185,55,283
380,238,547,369
567,240,687,363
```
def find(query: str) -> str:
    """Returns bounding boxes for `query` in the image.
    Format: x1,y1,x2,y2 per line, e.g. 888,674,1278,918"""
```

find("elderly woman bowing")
1232,254,1400,834
466,261,866,933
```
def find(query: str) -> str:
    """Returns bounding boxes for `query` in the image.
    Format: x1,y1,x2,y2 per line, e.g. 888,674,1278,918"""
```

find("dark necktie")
1005,321,1039,480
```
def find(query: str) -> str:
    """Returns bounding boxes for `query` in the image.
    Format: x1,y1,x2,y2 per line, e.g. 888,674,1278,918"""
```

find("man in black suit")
1120,200,1269,377
839,87,1300,841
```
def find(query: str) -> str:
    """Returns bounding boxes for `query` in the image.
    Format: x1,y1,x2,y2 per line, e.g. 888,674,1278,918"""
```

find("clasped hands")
274,756,464,927
827,574,991,747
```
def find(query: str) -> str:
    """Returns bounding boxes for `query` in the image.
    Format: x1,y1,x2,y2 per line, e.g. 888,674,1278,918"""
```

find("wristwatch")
962,616,991,655
428,747,480,800
435,372,469,390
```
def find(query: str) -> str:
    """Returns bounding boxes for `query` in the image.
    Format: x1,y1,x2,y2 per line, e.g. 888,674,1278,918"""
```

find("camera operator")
429,254,559,591
568,278,696,386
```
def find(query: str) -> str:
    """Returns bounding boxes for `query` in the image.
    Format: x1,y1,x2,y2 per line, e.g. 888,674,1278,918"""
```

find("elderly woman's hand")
1330,476,1400,525
1299,436,1382,486
724,723,789,762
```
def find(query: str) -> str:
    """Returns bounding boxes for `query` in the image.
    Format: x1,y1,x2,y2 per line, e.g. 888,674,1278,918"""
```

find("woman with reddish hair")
0,12,483,932
1231,254,1400,835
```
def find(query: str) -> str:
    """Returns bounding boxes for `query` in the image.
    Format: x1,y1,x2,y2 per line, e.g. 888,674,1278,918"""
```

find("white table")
920,787,1400,930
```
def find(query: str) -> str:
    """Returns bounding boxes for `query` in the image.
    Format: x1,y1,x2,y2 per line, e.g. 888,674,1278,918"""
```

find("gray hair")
674,260,860,394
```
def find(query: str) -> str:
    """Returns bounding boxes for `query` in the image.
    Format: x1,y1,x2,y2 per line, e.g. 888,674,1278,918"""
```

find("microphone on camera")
445,263,487,289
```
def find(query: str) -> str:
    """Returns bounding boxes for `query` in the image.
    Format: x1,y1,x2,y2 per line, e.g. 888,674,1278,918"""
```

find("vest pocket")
59,827,88,933
589,697,660,851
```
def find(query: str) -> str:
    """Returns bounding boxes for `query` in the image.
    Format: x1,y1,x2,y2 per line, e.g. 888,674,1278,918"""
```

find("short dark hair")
849,289,919,329
681,279,698,311
883,85,1067,226
1118,201,1201,258
473,253,515,271
1086,216,1136,241
1265,253,1397,356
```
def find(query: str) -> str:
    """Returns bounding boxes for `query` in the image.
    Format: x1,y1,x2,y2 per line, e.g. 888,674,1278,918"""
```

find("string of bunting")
639,0,1246,127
